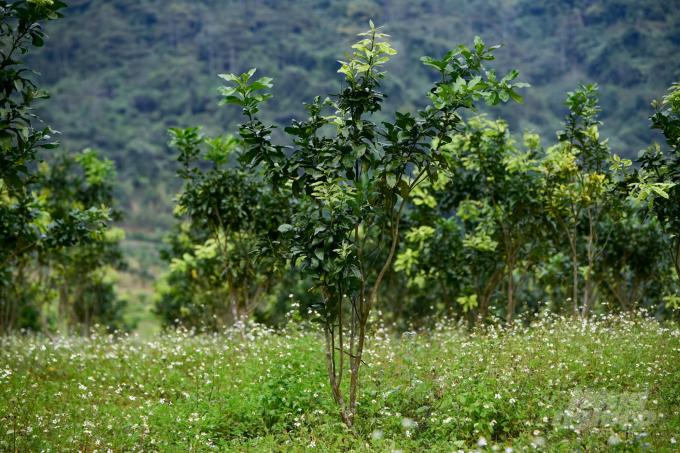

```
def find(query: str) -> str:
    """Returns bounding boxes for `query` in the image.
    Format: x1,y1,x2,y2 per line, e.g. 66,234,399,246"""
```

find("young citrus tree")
441,117,547,324
32,149,126,337
218,23,526,429
595,201,670,313
162,127,292,331
617,78,680,279
543,84,621,317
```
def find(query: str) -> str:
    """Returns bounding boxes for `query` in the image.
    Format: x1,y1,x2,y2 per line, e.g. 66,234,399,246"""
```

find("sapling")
217,22,526,429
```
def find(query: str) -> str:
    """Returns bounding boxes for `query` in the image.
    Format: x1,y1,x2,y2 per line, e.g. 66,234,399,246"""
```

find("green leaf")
31,33,44,47
456,45,472,58
398,179,410,198
218,74,240,83
219,96,244,106
386,173,397,188
505,70,519,81
508,89,523,104
217,86,236,96
443,48,463,62
474,36,485,54
5,173,21,188
250,77,274,91
0,131,12,152
353,144,367,158
278,224,293,233
342,154,355,168
468,76,482,89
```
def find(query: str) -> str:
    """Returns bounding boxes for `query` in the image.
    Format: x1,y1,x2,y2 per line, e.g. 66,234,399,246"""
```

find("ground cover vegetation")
1,313,679,451
2,1,680,451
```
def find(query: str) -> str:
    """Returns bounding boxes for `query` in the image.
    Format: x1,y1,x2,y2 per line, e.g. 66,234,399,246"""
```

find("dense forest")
25,0,680,230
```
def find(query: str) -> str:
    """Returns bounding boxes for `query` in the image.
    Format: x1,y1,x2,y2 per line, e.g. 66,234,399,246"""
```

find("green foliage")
596,202,678,315
620,78,680,279
155,127,293,331
397,116,547,324
1,148,126,336
216,21,525,428
0,1,128,337
0,0,65,189
544,84,622,317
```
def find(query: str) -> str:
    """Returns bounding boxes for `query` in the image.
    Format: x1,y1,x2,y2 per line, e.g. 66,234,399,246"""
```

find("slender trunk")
581,256,594,318
437,274,452,315
582,208,595,318
321,288,352,428
226,271,242,338
674,239,680,280
506,259,515,325
39,303,55,342
348,315,365,426
572,243,578,314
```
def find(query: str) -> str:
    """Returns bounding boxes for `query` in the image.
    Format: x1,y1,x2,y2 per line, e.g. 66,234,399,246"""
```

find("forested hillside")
26,0,680,230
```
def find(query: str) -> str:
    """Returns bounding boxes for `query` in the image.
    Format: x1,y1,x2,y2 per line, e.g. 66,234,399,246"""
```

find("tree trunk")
226,271,243,339
572,247,579,314
506,260,515,325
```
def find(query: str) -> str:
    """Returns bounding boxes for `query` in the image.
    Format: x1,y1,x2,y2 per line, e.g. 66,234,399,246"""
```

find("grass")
118,237,164,339
1,309,679,452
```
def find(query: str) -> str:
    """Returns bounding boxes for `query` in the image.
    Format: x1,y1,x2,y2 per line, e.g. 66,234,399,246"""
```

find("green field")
1,311,678,452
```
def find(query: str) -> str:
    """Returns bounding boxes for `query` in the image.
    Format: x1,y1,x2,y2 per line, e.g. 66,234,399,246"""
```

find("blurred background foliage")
25,0,680,231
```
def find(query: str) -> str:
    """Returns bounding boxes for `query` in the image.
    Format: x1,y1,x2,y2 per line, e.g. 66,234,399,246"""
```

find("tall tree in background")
1,1,115,339
158,127,292,331
543,84,620,317
596,202,670,314
32,149,127,337
442,117,546,324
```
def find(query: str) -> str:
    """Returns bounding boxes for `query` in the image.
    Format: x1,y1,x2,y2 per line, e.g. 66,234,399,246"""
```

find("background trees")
20,0,680,231
1,149,127,337
440,117,547,323
154,127,293,331
543,84,621,317
0,2,124,338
